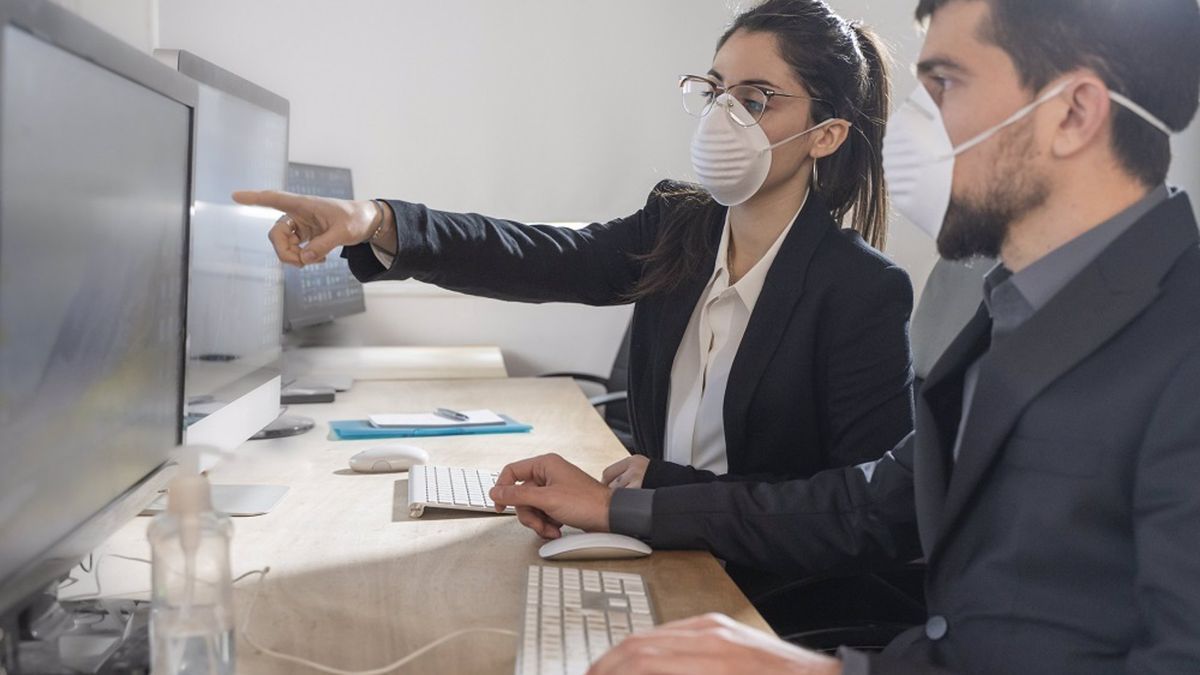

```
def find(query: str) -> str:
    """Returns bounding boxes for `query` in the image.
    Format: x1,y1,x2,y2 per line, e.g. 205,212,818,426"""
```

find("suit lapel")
723,195,836,463
930,192,1198,560
914,303,991,555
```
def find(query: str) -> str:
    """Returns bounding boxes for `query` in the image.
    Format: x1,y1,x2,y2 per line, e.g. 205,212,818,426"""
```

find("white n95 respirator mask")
882,80,1175,240
691,93,835,206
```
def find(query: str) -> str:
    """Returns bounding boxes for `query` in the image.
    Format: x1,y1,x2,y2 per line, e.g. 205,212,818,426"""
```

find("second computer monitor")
164,49,290,451
283,162,366,331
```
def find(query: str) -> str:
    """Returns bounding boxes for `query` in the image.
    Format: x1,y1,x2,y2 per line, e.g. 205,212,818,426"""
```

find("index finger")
489,483,549,511
496,455,547,487
232,189,309,213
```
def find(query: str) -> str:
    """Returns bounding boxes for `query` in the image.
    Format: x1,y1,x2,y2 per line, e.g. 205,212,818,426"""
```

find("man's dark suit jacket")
644,191,1200,674
342,181,915,486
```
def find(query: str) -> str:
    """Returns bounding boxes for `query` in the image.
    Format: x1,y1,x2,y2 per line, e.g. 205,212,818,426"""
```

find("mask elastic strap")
766,118,846,151
945,80,1074,159
1109,91,1174,136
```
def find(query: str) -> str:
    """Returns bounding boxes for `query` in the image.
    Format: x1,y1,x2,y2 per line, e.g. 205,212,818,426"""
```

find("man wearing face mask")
492,1,1200,673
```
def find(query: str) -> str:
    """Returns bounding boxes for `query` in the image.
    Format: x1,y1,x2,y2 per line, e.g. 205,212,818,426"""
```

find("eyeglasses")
678,75,821,127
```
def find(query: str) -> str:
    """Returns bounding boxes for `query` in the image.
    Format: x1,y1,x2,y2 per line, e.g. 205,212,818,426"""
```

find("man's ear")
1050,72,1112,160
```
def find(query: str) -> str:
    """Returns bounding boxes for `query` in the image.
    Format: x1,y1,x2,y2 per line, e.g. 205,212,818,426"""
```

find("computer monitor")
158,49,290,453
282,162,366,331
0,0,194,625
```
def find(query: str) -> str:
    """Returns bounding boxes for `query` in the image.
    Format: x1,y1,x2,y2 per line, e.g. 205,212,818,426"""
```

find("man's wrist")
598,486,614,532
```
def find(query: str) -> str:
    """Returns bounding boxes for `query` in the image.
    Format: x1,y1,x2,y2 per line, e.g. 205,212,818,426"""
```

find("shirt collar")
710,190,809,311
1010,184,1170,313
980,184,1169,334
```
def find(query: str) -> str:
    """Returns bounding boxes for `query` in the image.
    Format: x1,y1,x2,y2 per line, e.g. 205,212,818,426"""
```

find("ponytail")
824,21,891,251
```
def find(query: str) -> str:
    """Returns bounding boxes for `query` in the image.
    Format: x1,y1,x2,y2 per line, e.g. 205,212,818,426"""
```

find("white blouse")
663,194,806,475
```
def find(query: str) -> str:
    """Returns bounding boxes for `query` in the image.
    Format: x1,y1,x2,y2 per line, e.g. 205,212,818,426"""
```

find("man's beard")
936,120,1050,261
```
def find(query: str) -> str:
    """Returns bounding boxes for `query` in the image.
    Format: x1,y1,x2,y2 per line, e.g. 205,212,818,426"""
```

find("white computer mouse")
348,445,429,473
538,532,652,561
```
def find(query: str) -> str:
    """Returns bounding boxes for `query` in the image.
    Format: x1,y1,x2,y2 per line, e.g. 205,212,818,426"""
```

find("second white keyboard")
407,464,515,518
516,565,657,675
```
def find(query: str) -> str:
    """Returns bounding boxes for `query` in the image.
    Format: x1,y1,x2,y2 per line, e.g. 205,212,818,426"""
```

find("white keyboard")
407,465,515,518
516,565,657,675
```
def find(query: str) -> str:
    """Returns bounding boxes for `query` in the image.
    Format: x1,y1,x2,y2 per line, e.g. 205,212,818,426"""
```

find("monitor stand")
287,374,354,392
251,412,314,440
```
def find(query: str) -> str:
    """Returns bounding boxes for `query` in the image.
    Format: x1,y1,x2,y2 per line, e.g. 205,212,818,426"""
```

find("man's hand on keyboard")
490,453,611,539
586,613,842,675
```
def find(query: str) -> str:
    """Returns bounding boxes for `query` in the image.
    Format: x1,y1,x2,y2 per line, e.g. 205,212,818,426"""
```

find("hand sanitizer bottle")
148,448,235,674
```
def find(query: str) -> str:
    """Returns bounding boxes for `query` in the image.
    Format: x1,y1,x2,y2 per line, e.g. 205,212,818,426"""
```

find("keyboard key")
629,596,651,615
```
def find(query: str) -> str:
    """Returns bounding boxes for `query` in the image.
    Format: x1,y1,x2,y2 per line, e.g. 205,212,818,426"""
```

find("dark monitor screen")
0,19,191,614
179,51,288,422
282,162,365,330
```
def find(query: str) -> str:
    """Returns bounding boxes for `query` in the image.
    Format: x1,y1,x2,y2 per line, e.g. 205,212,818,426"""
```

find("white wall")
156,0,737,221
47,0,157,53
48,0,1200,377
152,0,941,376
1174,124,1200,202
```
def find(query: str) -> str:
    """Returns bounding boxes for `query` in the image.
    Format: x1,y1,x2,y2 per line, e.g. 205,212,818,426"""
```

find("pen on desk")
435,408,470,422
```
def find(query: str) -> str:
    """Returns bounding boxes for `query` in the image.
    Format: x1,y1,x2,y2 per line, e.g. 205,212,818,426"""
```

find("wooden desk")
78,378,769,674
284,346,508,382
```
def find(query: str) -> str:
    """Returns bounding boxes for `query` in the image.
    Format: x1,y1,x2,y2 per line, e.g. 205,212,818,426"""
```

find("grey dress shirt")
950,184,1168,460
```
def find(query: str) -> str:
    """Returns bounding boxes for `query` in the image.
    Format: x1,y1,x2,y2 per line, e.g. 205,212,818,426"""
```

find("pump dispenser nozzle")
149,445,236,673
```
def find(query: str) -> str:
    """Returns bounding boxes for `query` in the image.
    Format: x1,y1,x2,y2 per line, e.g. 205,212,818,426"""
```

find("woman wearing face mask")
238,0,914,492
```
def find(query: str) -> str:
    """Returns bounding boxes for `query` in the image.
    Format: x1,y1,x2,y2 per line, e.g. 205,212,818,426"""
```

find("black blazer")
643,191,1200,674
342,180,915,486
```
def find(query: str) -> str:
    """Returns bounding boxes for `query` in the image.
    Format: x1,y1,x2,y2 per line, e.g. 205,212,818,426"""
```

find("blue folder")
329,414,532,440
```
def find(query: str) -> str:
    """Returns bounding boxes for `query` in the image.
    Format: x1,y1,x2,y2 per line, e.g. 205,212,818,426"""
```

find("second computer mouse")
538,532,652,561
348,445,430,473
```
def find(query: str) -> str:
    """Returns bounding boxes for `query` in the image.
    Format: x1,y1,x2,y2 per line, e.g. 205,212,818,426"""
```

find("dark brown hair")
915,0,1199,186
630,0,892,299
